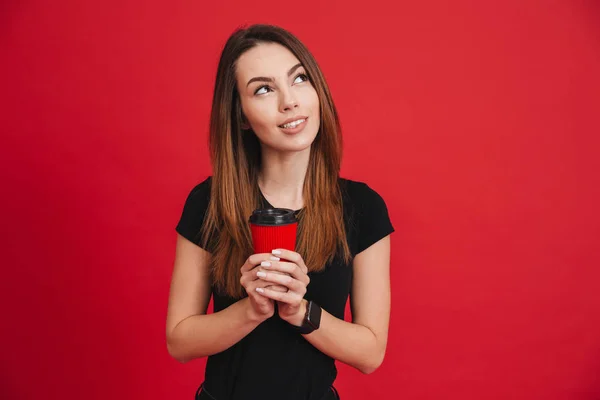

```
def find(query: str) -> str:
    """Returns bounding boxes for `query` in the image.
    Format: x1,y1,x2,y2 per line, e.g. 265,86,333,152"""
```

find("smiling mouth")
278,118,307,129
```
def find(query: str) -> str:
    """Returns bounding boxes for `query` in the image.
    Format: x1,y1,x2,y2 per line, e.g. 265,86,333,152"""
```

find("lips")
278,117,308,135
278,116,308,129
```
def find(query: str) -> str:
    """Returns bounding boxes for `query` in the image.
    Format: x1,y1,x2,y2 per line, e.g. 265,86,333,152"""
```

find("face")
235,42,320,153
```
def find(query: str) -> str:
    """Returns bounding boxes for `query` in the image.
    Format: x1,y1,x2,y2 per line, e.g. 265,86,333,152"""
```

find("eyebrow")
246,63,304,87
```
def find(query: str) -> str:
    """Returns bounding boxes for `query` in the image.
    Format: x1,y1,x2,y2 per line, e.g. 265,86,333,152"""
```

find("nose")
279,87,299,112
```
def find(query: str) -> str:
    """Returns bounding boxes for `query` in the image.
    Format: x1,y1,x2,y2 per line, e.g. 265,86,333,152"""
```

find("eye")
294,73,309,84
254,85,273,96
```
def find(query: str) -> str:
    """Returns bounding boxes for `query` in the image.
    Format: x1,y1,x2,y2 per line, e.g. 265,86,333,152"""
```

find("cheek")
305,89,320,116
307,91,320,123
242,101,272,128
302,87,318,107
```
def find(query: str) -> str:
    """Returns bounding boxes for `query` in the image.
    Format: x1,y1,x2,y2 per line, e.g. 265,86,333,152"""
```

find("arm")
303,236,391,374
165,234,262,363
256,237,391,374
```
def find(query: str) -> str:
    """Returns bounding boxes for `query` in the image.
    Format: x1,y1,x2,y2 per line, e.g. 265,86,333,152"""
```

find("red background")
1,1,599,399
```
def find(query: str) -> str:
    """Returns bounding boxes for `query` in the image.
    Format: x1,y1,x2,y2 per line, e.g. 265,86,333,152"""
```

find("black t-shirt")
175,176,394,400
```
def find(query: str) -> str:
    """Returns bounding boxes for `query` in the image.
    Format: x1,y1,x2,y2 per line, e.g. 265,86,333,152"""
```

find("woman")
167,24,394,400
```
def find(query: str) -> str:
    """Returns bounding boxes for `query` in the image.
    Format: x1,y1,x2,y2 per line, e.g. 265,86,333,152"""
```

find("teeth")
281,118,306,129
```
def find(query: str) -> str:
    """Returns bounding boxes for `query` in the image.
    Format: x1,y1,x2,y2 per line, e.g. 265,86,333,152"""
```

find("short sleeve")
355,183,395,255
175,177,213,250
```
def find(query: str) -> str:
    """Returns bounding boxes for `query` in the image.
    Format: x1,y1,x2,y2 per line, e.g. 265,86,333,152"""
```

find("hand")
254,249,310,326
240,253,289,323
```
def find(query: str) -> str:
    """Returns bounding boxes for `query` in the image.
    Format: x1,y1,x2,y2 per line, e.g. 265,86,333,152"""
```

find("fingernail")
261,261,271,267
272,250,281,255
256,287,264,293
270,256,280,261
257,271,267,278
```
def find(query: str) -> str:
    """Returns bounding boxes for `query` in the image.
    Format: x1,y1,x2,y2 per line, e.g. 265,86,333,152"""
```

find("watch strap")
291,300,321,334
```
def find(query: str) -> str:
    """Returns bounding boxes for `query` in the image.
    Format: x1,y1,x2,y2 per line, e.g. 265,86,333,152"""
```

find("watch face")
307,301,321,329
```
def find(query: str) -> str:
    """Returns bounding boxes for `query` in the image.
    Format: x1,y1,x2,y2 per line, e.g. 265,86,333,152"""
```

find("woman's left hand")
254,248,310,326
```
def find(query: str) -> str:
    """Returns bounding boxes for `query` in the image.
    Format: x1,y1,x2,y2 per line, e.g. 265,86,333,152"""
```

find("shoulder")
179,176,213,210
186,176,212,199
339,177,394,254
181,175,213,217
339,177,388,208
175,176,214,247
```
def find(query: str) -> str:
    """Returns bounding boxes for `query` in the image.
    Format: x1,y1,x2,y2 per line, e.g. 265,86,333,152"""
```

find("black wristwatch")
292,300,322,334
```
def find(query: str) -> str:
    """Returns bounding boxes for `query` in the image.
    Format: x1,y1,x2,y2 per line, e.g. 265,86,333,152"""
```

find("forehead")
236,42,301,82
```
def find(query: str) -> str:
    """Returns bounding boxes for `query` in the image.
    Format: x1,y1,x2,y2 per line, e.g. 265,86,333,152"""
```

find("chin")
262,131,318,154
284,131,318,152
271,141,313,154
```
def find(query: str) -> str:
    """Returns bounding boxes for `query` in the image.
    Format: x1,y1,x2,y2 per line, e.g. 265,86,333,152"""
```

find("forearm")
167,297,261,363
301,306,385,374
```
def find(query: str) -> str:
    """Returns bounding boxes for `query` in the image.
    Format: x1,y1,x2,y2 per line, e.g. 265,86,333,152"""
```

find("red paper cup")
249,208,298,261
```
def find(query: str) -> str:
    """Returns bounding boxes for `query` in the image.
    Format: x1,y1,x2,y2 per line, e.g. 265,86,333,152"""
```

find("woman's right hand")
240,253,288,322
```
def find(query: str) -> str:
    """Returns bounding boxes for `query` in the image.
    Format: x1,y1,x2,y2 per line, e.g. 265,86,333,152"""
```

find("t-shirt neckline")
259,190,303,214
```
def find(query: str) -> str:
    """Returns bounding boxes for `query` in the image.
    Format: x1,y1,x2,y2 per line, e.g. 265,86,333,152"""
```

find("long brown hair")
201,24,351,298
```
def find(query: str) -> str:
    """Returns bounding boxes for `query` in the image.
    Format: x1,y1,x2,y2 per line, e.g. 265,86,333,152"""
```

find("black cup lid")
249,208,298,226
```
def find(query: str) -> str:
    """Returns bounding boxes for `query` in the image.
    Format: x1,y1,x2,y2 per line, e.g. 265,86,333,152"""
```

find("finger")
256,271,306,294
250,275,288,292
267,285,288,293
256,286,303,304
240,253,277,273
242,270,288,293
260,261,309,285
246,282,273,306
271,249,308,273
253,266,289,279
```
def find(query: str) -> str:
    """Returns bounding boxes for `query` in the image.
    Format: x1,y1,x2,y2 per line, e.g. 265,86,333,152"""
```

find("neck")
258,146,311,210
